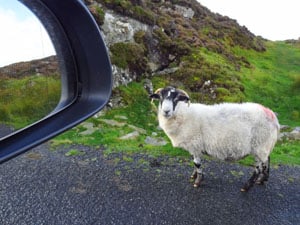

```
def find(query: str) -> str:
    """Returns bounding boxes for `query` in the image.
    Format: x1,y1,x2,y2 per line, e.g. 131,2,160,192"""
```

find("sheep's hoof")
190,170,197,180
193,173,204,188
241,182,252,192
255,180,264,185
255,174,268,185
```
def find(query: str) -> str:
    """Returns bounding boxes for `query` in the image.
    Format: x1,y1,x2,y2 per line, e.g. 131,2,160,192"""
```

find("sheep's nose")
164,110,170,115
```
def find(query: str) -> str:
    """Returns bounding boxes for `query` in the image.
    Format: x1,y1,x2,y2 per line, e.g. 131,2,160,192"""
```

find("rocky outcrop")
101,11,150,46
84,0,265,91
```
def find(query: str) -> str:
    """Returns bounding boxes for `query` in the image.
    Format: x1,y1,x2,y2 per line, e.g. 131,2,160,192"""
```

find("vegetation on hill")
86,0,266,104
0,74,60,129
235,41,300,126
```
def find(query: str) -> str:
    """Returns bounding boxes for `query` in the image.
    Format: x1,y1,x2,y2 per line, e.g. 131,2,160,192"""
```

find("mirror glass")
0,0,61,138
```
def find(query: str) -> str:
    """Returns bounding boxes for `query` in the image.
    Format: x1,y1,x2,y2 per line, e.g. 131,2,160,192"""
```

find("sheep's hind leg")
241,166,259,192
241,157,269,192
191,157,204,188
256,156,270,185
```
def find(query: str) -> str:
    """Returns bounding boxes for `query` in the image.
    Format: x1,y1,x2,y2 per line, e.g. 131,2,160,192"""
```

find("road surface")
0,127,299,224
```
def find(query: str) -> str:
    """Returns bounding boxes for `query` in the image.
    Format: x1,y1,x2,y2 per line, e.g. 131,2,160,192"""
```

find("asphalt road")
0,127,299,225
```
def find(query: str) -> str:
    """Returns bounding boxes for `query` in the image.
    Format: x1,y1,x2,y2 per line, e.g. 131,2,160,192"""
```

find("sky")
198,0,300,41
0,0,55,67
0,1,299,67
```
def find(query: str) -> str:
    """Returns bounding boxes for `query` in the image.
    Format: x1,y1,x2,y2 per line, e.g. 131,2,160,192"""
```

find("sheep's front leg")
191,157,204,188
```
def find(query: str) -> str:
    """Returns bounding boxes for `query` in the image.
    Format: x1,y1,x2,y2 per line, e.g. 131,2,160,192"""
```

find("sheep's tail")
270,109,280,141
275,118,280,140
270,109,280,140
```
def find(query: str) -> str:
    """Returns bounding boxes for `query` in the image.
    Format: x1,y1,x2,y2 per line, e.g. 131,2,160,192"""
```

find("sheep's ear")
149,93,160,102
176,94,190,106
177,95,190,102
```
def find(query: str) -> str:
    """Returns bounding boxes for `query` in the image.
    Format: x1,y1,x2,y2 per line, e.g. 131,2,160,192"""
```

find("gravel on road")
0,136,299,225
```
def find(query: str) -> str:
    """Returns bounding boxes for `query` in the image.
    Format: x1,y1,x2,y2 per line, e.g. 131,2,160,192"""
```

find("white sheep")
150,86,280,192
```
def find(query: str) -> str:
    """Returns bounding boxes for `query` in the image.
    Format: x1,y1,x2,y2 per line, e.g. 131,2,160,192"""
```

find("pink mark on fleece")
258,104,276,120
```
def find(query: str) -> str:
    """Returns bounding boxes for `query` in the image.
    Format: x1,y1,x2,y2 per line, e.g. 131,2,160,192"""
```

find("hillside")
85,0,266,103
0,56,60,128
0,56,58,79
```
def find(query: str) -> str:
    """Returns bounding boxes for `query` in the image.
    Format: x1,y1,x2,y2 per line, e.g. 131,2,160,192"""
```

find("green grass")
65,149,85,157
272,141,300,165
234,41,300,127
52,41,300,166
238,141,300,167
0,74,61,129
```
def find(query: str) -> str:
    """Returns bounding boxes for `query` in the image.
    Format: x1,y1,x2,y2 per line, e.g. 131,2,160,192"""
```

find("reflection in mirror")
0,0,61,138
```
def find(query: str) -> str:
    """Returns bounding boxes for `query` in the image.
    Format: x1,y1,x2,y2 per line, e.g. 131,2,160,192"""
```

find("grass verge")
52,77,299,166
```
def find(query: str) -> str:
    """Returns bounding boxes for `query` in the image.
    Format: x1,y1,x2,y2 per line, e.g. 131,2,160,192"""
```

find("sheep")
150,86,280,192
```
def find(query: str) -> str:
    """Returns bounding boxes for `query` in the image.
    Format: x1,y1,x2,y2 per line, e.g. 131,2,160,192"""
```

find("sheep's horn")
177,89,190,98
154,88,164,94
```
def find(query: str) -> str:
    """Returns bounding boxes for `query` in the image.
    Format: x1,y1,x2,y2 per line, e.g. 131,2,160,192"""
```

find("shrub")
89,5,105,25
291,111,299,121
292,75,300,90
110,42,148,74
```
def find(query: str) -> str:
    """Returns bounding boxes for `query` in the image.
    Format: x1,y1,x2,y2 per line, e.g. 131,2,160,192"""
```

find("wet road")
0,140,299,225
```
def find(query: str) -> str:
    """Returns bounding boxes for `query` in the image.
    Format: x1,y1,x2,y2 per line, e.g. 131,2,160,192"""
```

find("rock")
100,119,126,127
101,11,149,46
280,125,290,131
278,127,300,141
145,136,167,146
143,79,153,94
112,65,133,88
293,127,300,132
114,115,128,120
175,5,195,19
154,67,179,76
147,62,160,72
79,122,97,135
128,125,147,135
278,132,290,141
152,132,158,136
119,131,140,140
289,127,300,140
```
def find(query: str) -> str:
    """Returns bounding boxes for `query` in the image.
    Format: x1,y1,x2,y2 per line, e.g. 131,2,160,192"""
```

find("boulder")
289,127,300,140
145,136,167,146
278,127,300,141
119,131,140,140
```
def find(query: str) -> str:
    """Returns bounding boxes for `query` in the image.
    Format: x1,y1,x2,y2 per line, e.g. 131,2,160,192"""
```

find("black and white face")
150,87,190,118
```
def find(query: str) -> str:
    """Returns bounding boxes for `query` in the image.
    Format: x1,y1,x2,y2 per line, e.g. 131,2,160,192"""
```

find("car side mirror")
0,0,112,163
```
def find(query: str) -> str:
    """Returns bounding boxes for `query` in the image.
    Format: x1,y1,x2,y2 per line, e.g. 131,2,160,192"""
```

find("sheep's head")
150,86,190,118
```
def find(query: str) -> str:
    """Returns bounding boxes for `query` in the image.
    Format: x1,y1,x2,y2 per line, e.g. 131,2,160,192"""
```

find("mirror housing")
0,0,112,163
